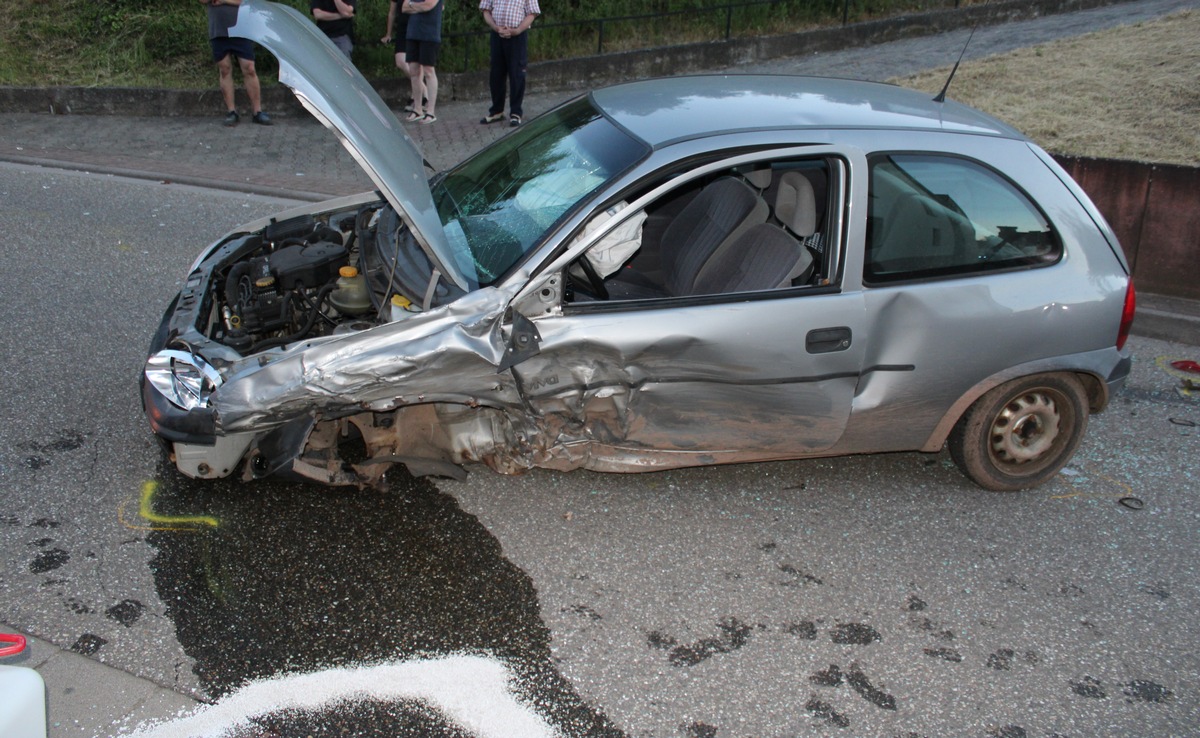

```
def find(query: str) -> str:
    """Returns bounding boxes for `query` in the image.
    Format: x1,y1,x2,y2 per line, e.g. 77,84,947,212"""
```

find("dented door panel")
511,293,868,469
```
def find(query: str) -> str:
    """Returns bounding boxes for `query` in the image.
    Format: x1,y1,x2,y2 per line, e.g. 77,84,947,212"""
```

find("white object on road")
0,664,48,738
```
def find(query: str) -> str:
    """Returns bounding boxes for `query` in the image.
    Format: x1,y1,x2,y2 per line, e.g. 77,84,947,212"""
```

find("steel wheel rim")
988,389,1066,469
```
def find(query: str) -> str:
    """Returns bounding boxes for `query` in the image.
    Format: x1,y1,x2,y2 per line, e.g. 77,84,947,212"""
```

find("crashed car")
141,0,1135,491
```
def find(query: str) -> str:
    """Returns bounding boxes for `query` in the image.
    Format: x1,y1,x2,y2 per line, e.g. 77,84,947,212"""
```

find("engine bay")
198,201,458,355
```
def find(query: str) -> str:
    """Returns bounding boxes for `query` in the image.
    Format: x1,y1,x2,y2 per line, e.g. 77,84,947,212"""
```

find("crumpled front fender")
212,288,522,433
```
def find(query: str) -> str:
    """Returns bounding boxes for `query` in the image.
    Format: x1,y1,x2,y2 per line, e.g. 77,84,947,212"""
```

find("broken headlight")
145,350,223,411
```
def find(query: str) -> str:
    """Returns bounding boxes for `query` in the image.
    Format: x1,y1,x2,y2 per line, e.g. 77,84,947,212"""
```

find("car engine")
207,206,391,354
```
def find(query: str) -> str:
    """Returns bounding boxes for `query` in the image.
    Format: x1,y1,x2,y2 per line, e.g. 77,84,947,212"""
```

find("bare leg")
238,57,262,115
395,52,415,108
407,61,425,116
217,55,236,112
421,65,438,116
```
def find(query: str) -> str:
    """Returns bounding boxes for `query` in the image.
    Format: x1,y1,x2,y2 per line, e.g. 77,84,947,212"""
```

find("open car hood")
232,0,466,290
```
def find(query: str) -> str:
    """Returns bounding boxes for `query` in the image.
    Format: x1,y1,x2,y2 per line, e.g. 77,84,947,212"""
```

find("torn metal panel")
212,288,520,432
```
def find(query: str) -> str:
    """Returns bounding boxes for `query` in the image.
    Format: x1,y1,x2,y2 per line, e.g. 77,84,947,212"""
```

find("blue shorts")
210,36,255,63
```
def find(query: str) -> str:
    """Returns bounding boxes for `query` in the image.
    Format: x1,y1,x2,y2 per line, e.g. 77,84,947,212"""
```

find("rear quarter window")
864,154,1061,284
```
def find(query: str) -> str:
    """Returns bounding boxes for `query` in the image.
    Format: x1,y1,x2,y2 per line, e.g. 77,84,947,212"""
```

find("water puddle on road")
140,461,621,737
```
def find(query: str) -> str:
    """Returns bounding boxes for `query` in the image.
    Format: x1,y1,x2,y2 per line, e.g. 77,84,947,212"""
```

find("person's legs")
407,60,425,118
332,35,353,58
404,39,425,119
236,56,271,124
237,57,262,115
216,52,240,126
393,50,414,107
508,33,530,119
416,43,439,119
421,64,437,117
217,54,236,113
488,33,507,117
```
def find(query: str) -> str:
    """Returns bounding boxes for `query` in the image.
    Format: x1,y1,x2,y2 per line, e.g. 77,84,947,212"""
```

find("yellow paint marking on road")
118,480,219,531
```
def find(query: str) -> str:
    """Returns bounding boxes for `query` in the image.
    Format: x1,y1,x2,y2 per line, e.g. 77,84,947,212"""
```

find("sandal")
480,112,504,124
509,114,522,127
405,110,424,122
419,113,437,125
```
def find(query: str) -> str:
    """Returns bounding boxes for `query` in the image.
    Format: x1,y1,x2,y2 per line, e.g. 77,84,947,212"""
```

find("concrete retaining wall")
1055,156,1200,301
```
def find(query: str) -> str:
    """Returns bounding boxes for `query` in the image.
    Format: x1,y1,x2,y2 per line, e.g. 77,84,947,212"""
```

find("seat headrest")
741,168,772,190
775,171,817,237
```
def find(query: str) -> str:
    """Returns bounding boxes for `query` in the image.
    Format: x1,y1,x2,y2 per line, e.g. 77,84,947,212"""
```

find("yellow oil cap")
339,266,359,278
391,294,412,309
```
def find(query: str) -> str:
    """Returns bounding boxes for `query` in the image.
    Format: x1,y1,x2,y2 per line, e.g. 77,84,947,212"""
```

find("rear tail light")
1116,279,1136,351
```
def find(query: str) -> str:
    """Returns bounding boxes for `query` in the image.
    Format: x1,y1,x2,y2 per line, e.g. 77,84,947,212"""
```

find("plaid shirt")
479,0,540,30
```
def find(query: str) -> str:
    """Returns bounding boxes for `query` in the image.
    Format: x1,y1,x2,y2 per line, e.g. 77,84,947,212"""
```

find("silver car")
142,0,1135,491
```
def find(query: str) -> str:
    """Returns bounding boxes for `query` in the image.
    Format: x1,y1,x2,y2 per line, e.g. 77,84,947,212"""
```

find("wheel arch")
921,363,1112,453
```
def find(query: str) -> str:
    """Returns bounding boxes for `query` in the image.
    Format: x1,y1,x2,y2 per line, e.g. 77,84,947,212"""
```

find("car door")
505,149,870,468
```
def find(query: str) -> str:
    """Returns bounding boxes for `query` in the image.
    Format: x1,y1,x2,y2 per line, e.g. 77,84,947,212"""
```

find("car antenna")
934,24,978,103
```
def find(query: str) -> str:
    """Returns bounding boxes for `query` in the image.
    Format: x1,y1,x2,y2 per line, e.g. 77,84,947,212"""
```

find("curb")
0,152,331,203
1133,294,1200,347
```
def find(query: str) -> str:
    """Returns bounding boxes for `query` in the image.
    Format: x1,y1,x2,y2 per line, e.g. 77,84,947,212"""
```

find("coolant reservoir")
390,294,423,321
329,266,371,315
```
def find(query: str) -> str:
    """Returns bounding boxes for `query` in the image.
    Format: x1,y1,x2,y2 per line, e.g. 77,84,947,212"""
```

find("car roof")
589,75,1028,148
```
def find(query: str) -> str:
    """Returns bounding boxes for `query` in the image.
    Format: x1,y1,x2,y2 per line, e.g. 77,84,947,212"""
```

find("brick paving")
0,96,576,201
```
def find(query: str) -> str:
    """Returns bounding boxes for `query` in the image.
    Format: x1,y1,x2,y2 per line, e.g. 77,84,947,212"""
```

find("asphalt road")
1,163,1198,737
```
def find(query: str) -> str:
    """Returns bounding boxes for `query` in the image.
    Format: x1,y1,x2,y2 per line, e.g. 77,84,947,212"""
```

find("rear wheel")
948,373,1088,491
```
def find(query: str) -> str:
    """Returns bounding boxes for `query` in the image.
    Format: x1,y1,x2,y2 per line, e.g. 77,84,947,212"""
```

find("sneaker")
223,110,239,127
480,112,504,124
252,111,273,126
509,114,522,127
403,98,415,112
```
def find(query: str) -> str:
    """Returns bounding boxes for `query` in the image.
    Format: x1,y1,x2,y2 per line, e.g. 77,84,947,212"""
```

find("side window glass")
565,157,839,305
865,154,1060,283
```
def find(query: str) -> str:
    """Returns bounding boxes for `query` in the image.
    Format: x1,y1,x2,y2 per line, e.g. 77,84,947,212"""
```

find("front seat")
774,171,819,244
691,223,810,294
608,176,767,298
690,170,818,294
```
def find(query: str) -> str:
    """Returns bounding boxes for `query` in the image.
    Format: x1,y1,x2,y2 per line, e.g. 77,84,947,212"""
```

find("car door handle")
806,327,852,354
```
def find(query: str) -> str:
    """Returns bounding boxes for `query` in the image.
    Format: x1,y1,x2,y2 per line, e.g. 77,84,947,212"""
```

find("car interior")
863,154,1060,283
865,161,978,277
564,157,834,305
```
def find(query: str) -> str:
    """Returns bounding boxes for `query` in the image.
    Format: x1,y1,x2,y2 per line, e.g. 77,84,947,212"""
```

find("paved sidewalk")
1,0,1196,735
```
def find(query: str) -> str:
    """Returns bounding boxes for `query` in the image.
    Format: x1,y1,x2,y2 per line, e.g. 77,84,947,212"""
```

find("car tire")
948,373,1088,492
